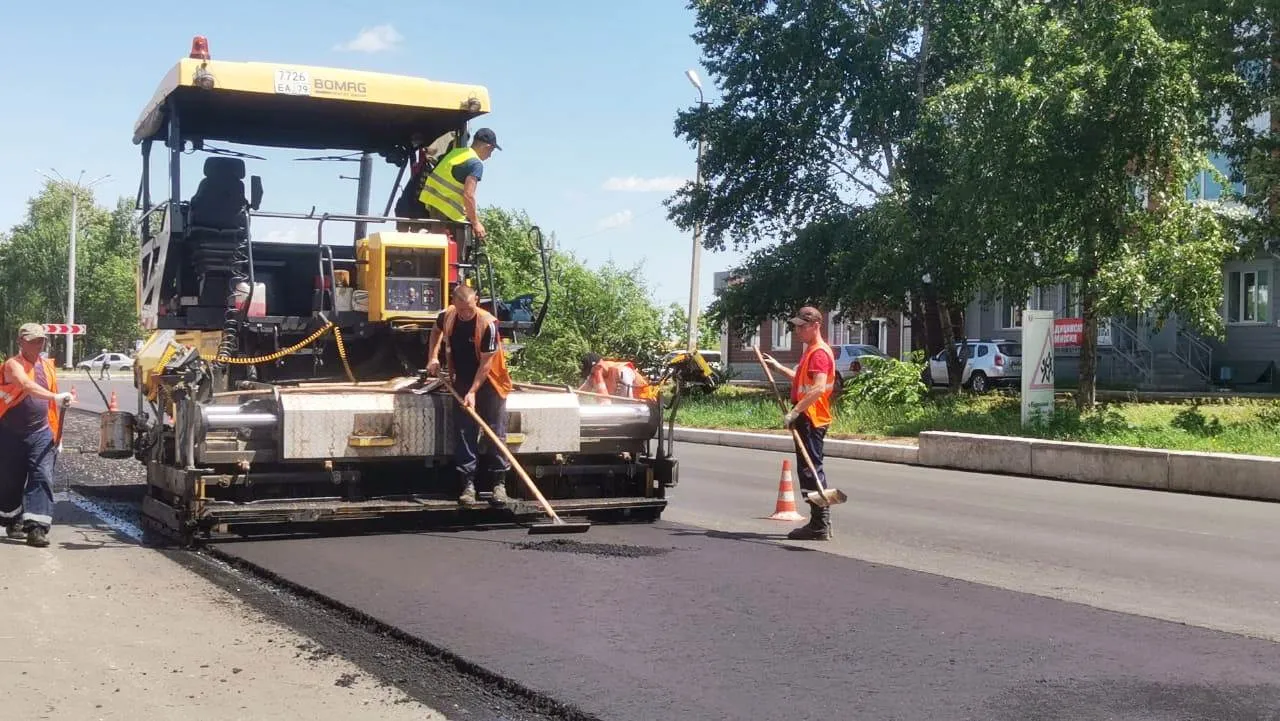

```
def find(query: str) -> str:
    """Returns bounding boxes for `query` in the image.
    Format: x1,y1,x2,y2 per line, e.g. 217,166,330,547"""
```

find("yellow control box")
356,231,452,322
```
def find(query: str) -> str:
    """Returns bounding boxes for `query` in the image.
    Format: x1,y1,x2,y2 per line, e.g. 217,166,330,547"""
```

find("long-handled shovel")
753,346,846,507
444,384,590,535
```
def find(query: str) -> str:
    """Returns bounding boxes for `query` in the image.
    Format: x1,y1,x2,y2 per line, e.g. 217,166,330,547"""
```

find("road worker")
579,353,652,404
0,323,74,547
762,306,836,540
417,128,500,250
426,284,513,506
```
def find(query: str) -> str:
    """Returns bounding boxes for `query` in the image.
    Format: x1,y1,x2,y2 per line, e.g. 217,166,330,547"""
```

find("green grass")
677,386,1280,457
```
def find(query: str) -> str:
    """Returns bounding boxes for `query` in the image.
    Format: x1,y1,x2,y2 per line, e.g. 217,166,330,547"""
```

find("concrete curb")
673,427,919,465
676,426,1280,504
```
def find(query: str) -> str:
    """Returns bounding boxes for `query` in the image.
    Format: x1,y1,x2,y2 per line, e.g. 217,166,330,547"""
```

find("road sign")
1021,310,1055,427
42,323,87,335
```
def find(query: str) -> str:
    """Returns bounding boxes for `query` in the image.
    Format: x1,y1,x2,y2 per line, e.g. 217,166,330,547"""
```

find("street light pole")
685,69,708,354
37,169,110,368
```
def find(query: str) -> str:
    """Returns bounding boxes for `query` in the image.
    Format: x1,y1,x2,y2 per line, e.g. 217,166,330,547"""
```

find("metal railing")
1173,328,1214,383
1108,317,1153,386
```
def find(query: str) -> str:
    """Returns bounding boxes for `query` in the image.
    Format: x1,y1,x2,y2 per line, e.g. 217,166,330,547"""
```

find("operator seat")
186,157,256,306
189,157,248,230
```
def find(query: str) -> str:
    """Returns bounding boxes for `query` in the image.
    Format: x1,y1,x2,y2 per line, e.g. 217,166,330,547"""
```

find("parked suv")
924,339,1022,393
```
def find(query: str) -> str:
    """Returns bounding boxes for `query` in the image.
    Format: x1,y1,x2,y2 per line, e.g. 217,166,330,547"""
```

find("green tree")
0,182,140,360
930,1,1235,407
480,207,666,384
661,302,719,350
668,0,1011,392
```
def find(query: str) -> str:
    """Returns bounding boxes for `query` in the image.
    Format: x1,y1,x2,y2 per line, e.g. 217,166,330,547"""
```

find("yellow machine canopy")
132,36,492,152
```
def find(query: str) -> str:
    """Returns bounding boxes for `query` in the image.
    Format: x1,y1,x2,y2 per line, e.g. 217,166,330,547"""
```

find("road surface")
214,442,1280,720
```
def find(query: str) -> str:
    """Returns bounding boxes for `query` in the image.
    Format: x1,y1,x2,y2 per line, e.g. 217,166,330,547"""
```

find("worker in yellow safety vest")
0,323,74,548
426,284,514,507
761,306,836,541
417,128,500,247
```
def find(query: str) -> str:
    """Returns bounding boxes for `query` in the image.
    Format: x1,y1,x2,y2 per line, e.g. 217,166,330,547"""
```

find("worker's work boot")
6,523,25,540
458,477,477,505
787,504,831,541
26,526,49,548
489,472,511,507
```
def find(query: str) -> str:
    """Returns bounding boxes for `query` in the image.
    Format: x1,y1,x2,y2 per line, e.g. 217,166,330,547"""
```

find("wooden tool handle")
446,385,562,522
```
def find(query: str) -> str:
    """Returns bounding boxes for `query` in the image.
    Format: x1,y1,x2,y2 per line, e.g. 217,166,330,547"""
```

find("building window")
739,325,759,350
771,321,792,351
1227,268,1270,324
1000,297,1024,329
1188,152,1246,201
829,313,861,346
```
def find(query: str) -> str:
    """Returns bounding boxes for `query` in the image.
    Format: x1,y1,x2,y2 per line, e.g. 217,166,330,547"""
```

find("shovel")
444,384,590,535
753,346,847,508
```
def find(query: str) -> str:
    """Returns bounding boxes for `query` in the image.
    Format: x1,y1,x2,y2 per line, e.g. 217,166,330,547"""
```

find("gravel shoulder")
1,501,441,720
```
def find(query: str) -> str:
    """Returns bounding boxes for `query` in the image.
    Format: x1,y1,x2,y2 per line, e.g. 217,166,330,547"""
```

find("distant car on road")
924,339,1022,393
78,352,135,373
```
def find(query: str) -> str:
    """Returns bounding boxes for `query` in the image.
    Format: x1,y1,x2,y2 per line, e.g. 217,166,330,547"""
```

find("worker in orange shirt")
0,324,74,548
762,306,836,540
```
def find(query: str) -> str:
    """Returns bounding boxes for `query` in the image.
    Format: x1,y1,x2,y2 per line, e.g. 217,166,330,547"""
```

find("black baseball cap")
472,128,501,150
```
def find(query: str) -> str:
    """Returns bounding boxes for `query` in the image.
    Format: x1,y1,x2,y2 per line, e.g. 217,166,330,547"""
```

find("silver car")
925,339,1022,393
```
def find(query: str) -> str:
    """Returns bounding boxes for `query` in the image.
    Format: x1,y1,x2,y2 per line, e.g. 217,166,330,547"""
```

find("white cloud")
602,176,687,193
596,210,634,230
334,25,403,53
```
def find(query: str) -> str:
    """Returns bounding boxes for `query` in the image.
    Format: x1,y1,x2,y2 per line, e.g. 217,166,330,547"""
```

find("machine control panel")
357,233,451,321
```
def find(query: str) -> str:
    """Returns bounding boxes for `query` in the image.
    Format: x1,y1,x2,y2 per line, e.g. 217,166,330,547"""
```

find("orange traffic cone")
108,391,118,412
768,459,806,521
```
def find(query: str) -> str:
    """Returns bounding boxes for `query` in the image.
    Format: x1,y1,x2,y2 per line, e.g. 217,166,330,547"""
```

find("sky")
0,1,749,312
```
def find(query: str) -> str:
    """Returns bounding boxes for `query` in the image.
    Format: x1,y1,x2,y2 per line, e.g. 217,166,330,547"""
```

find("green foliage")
0,182,140,359
842,354,928,407
480,208,666,384
1170,403,1224,437
660,302,720,351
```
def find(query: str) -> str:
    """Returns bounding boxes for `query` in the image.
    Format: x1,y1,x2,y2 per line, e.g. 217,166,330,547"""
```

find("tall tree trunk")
938,301,965,393
921,287,945,357
1077,243,1099,409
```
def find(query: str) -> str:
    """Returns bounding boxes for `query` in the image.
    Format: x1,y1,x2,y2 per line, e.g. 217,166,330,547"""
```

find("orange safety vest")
595,359,655,399
0,356,61,436
793,341,835,428
441,307,513,398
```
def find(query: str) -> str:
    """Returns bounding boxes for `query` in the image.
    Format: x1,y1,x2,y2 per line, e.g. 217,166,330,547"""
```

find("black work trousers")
791,413,827,495
452,381,510,482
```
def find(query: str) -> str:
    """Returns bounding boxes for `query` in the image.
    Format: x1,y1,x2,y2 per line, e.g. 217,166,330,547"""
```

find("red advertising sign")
42,323,87,336
1053,318,1083,347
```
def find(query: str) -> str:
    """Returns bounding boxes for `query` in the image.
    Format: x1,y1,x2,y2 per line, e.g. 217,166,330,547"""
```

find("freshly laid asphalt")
217,444,1280,720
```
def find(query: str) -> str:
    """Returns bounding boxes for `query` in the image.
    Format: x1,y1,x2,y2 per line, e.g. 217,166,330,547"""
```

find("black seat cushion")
189,157,247,230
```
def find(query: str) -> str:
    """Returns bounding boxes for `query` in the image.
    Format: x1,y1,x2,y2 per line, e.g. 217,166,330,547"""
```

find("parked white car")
78,352,135,373
924,339,1022,393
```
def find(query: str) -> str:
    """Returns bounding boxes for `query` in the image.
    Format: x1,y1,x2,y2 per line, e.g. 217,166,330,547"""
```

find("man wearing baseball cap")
417,127,501,253
761,306,837,540
0,323,74,547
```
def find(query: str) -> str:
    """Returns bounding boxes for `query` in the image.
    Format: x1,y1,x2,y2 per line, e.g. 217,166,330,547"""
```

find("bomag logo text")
313,78,368,95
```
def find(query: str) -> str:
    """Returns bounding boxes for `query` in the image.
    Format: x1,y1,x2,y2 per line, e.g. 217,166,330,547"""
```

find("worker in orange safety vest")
426,284,514,507
761,306,836,541
0,323,74,548
578,353,654,404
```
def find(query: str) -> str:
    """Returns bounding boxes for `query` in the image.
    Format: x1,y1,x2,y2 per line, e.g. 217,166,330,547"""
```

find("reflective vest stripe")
420,183,466,217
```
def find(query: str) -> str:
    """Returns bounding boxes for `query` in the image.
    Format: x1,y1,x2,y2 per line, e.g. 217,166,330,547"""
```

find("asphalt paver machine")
104,37,682,543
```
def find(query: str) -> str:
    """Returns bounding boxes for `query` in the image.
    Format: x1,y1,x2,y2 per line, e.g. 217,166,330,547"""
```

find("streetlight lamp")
684,69,708,353
36,169,110,369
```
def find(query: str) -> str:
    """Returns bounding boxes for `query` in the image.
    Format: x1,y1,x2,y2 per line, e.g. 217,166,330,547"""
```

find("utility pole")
685,69,709,353
37,169,110,368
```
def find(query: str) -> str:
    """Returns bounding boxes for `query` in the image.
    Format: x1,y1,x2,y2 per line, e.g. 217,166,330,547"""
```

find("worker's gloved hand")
54,392,74,406
782,409,799,428
426,359,441,377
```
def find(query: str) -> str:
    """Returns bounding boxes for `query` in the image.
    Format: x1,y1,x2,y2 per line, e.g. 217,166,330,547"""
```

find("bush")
841,354,929,407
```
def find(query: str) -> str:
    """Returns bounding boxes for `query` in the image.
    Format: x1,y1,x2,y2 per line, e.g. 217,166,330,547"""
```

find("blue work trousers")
0,425,57,532
453,382,510,481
